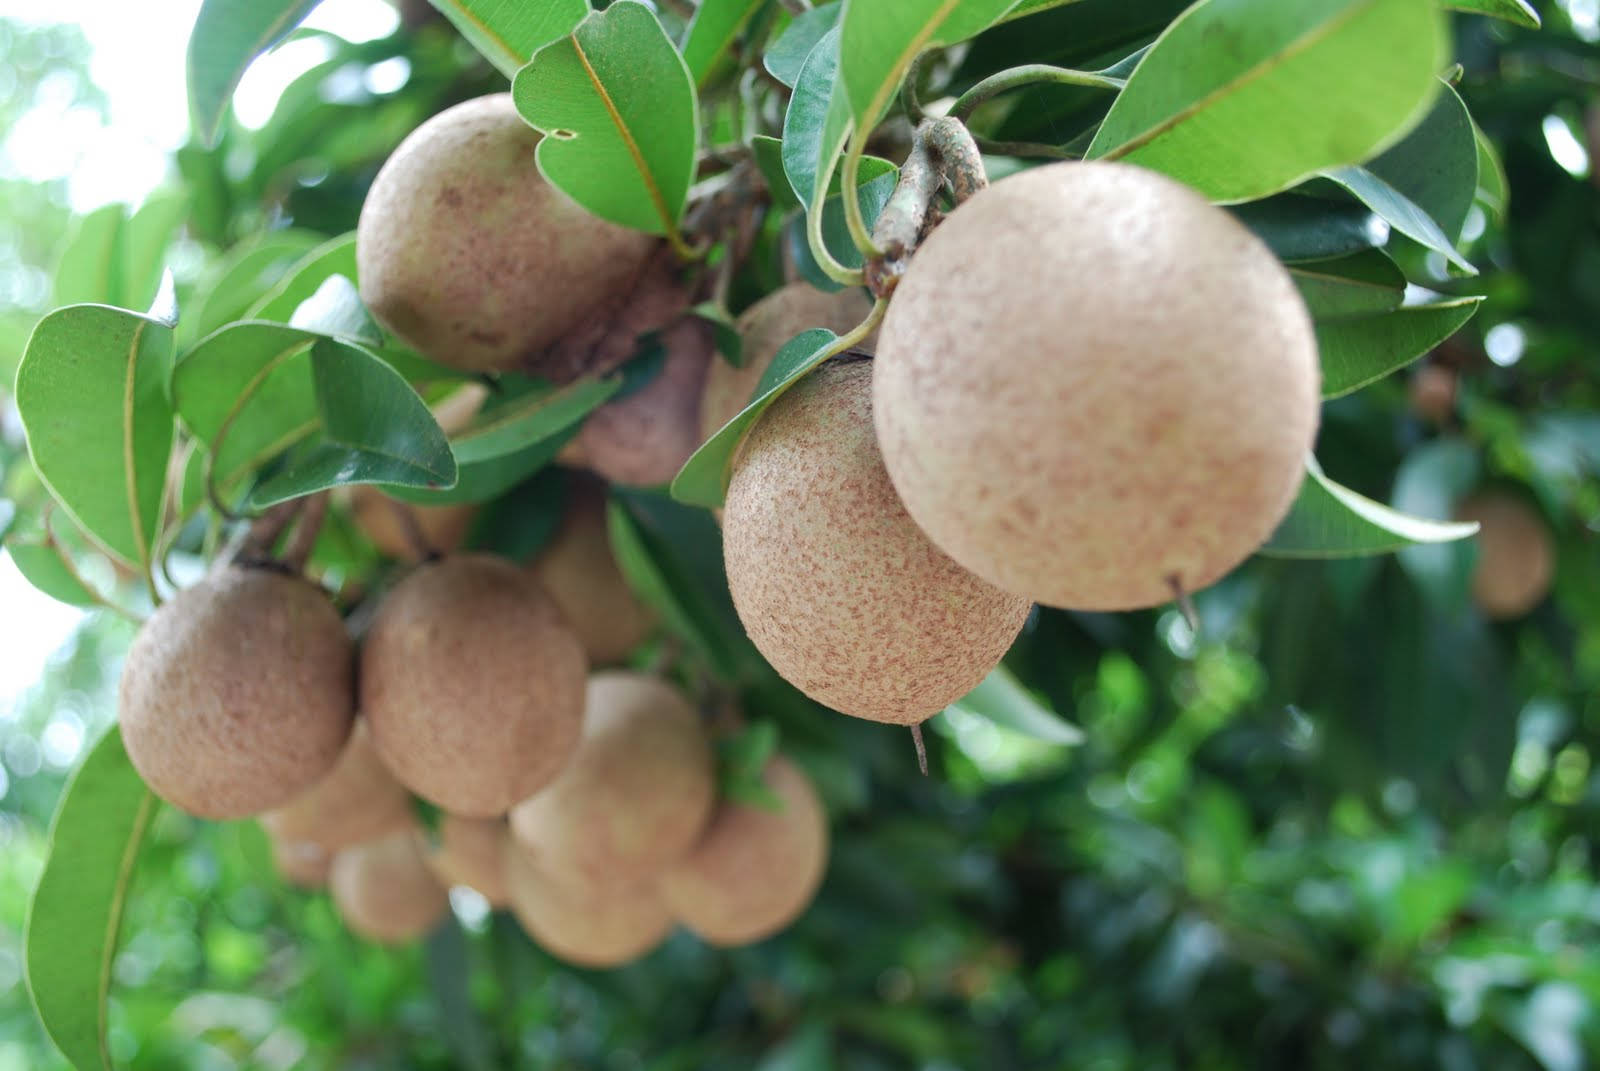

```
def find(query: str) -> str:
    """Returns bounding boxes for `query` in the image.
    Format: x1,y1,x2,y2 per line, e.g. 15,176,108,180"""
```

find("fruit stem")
230,500,301,568
1166,574,1201,638
866,117,987,299
910,723,928,776
282,492,329,573
387,496,440,562
948,63,1124,124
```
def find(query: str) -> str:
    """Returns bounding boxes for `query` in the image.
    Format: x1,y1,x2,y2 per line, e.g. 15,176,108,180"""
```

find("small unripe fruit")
873,161,1321,611
362,554,587,816
1456,492,1555,619
271,838,332,888
661,756,827,947
330,831,449,943
357,94,656,375
120,565,355,819
505,846,672,968
723,360,1031,724
418,815,512,907
260,720,413,851
509,672,715,884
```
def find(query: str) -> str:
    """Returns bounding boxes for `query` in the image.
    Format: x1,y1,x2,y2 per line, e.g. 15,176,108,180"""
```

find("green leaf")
751,134,801,211
1087,0,1447,204
1319,167,1475,274
788,168,900,288
837,0,1018,128
1228,195,1384,263
25,726,157,1071
1316,297,1482,399
513,2,699,240
385,430,575,506
188,229,327,342
245,232,357,323
52,193,188,312
4,536,103,608
717,722,783,809
780,25,851,209
1446,0,1539,27
671,329,838,508
1364,80,1478,248
14,306,175,568
287,275,382,347
1290,250,1405,321
1260,456,1480,558
764,2,841,87
186,0,322,146
682,0,767,87
449,375,623,465
427,0,588,78
1474,119,1509,222
946,666,1084,745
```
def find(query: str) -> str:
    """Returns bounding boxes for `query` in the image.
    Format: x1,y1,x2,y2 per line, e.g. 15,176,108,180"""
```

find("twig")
385,495,438,562
281,493,329,573
910,724,928,776
866,117,988,299
229,500,301,568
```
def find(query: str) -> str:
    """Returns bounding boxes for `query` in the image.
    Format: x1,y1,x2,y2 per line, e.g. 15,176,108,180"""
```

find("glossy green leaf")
1446,0,1539,27
245,232,357,323
946,666,1085,745
428,0,588,77
1364,81,1478,247
449,375,623,465
1229,195,1385,263
1317,297,1483,399
14,306,175,568
787,168,900,290
1088,0,1447,204
25,726,157,1071
4,536,102,608
751,134,801,211
1474,119,1509,221
385,430,574,506
1319,165,1475,273
188,229,327,342
287,275,382,347
1290,250,1405,321
1261,456,1480,558
186,0,322,146
672,329,837,508
513,2,699,239
764,2,841,87
683,0,767,86
837,0,1018,128
780,25,851,209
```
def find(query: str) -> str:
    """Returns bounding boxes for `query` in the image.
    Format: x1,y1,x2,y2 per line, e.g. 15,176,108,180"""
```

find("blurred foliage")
1,3,1599,1070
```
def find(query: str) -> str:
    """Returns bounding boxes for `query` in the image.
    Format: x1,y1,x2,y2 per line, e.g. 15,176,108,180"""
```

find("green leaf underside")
1088,0,1446,204
1262,457,1480,558
25,727,156,1071
429,0,588,78
1228,196,1384,263
946,666,1085,745
4,537,103,608
1446,0,1539,28
1363,80,1479,250
513,2,699,238
1318,165,1476,273
385,428,576,506
15,305,175,568
1316,297,1483,400
781,25,851,210
763,2,842,88
186,0,322,146
672,329,838,508
1291,249,1405,321
682,0,767,87
837,0,1019,128
450,376,623,465
1473,120,1509,221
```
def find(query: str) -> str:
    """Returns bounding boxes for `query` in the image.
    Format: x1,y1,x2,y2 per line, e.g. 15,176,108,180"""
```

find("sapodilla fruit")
528,475,656,664
1407,363,1457,426
1456,492,1555,619
357,93,655,375
722,360,1031,724
330,831,449,943
120,565,355,819
260,720,413,851
660,756,827,947
700,283,874,441
361,554,587,816
509,672,714,884
873,161,1321,611
505,846,673,968
271,838,333,889
417,815,512,907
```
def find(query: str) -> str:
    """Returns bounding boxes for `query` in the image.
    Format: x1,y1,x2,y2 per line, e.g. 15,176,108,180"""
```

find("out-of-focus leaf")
1261,455,1481,558
3,536,102,608
946,666,1084,745
1363,80,1479,247
836,0,1017,127
428,0,587,77
1316,297,1482,399
187,0,322,146
1319,165,1475,273
682,0,767,86
764,2,841,87
1447,0,1539,27
1229,195,1386,263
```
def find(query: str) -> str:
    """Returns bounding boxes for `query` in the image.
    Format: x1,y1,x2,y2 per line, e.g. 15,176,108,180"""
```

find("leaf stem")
840,127,883,260
949,63,1124,123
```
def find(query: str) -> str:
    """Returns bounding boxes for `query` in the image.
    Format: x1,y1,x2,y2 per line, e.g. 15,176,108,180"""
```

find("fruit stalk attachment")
866,117,988,300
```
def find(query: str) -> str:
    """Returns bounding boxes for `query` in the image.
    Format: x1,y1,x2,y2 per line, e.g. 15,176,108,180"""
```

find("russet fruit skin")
660,756,827,947
722,360,1032,724
528,475,656,665
260,720,414,851
330,831,449,943
120,565,355,820
361,554,587,817
271,838,332,888
356,93,655,376
1456,492,1556,619
418,815,512,907
509,671,715,884
700,283,874,441
873,160,1321,611
505,845,673,968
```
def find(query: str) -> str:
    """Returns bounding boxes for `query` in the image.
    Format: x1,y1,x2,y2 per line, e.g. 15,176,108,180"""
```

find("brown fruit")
1456,492,1556,619
1407,363,1457,425
701,283,874,441
723,360,1031,724
120,565,355,819
356,93,656,375
361,554,588,816
418,815,512,907
271,838,332,888
528,477,655,664
509,672,714,884
575,317,715,486
260,720,414,851
505,845,672,968
330,831,449,943
873,161,1321,611
660,756,827,947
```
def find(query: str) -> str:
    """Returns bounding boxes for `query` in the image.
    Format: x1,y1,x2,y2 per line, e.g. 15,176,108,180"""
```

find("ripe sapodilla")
505,846,673,968
330,830,450,944
261,720,413,851
722,359,1031,724
509,671,715,884
660,755,828,946
418,815,513,907
119,565,354,819
1456,491,1555,619
873,161,1321,611
357,93,655,376
361,554,587,817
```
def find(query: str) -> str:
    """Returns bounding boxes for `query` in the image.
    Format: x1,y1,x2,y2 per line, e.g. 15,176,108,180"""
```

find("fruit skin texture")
1456,492,1555,619
722,360,1032,724
528,475,656,664
120,565,355,820
361,554,587,817
356,93,655,375
505,845,672,968
873,160,1321,611
700,283,874,441
260,720,414,850
330,830,449,943
660,756,827,947
509,671,715,884
418,815,512,907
